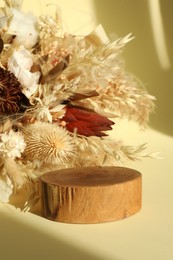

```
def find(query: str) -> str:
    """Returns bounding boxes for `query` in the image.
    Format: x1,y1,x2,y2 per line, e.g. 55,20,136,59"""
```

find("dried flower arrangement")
0,0,155,206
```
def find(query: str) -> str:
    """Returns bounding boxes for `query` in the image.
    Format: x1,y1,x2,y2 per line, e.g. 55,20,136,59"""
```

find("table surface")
1,1,173,259
1,120,173,260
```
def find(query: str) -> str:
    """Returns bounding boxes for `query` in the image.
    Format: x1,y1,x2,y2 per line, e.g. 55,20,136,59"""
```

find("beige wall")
22,0,96,34
93,0,173,136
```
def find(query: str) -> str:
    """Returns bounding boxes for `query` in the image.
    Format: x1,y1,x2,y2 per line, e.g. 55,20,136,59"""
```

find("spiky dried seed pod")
22,122,74,164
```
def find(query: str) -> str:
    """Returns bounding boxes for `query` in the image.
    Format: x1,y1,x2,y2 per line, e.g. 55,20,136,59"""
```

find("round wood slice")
40,166,142,224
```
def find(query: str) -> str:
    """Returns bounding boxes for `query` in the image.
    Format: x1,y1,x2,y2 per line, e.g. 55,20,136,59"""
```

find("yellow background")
0,1,173,259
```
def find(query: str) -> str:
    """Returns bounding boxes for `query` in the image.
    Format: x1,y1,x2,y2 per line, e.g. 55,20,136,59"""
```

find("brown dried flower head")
0,67,25,115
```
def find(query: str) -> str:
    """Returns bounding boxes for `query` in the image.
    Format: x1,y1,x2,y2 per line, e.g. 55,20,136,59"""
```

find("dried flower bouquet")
0,0,155,205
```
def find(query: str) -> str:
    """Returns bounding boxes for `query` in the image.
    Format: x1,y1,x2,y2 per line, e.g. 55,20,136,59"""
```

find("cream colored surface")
1,1,173,260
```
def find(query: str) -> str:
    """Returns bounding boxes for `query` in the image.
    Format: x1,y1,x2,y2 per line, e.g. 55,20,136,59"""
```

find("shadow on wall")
93,0,173,136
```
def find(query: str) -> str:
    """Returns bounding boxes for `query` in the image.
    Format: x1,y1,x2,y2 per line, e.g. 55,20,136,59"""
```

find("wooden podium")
40,166,142,224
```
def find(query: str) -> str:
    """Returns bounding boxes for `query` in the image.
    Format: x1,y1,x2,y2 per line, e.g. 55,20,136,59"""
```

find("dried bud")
62,106,114,137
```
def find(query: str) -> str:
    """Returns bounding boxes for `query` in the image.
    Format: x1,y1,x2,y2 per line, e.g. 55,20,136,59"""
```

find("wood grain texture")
40,166,142,224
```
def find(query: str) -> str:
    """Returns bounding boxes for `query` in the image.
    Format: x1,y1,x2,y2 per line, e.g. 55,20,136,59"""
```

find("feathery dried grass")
73,74,155,125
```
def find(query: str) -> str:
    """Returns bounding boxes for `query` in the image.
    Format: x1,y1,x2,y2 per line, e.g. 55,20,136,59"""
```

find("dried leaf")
0,38,4,54
30,63,41,73
85,24,109,46
0,118,12,133
41,54,69,84
69,90,99,101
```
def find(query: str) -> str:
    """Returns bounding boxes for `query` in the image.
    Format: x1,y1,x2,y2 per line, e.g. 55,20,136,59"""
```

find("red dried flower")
62,106,114,137
0,67,27,115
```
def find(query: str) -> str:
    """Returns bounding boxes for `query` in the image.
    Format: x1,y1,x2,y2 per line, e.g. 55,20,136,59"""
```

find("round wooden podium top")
40,166,141,187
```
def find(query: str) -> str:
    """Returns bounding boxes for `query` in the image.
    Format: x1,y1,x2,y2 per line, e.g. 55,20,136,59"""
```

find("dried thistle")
22,122,75,165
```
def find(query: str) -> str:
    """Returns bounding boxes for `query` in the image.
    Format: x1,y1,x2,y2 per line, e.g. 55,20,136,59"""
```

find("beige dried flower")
22,122,74,164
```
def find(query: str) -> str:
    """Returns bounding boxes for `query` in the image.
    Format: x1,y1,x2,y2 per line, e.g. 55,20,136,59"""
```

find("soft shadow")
0,209,105,260
93,0,173,136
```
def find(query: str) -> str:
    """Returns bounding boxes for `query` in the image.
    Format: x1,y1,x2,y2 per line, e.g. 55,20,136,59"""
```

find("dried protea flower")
62,106,114,137
0,67,27,115
22,122,74,164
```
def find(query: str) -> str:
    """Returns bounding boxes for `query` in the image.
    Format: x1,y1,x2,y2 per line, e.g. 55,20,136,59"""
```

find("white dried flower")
22,122,74,165
8,46,40,98
0,129,26,159
33,84,66,122
7,8,38,47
